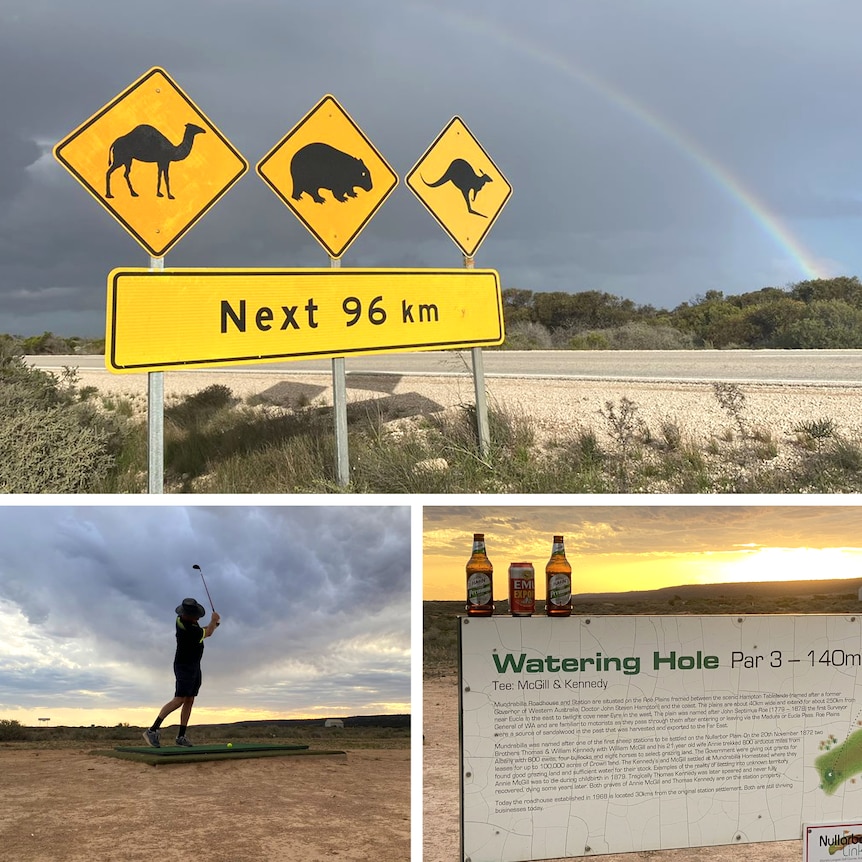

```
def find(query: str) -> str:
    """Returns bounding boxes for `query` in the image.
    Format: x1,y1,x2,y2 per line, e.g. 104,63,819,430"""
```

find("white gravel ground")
73,367,862,456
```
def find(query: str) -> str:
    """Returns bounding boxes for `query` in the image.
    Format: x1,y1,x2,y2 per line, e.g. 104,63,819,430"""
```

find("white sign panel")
804,821,862,862
459,615,862,862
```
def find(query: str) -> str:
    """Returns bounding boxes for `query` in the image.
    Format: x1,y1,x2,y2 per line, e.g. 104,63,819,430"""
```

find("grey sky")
0,505,410,725
2,0,861,336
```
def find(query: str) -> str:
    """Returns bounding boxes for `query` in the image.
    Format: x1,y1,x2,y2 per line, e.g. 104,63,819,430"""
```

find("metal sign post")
255,94,398,488
407,117,510,461
330,256,350,487
465,254,490,457
147,255,165,494
53,66,248,495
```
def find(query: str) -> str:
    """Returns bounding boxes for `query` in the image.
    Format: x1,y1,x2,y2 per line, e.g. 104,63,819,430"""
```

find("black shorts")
174,662,202,698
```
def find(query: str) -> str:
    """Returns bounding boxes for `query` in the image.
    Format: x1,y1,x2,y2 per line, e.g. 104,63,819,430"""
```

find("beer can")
508,563,535,616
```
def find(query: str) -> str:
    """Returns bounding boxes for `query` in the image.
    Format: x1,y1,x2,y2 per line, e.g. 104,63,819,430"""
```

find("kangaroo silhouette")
105,123,206,200
422,158,493,217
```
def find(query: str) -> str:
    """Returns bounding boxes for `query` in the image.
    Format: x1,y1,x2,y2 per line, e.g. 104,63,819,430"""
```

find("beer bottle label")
547,573,571,606
467,571,492,606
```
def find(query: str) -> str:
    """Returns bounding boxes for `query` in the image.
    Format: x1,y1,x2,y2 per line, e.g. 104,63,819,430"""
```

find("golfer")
143,598,220,748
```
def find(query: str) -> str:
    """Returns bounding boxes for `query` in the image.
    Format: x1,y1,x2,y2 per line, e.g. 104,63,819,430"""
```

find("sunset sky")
423,504,862,600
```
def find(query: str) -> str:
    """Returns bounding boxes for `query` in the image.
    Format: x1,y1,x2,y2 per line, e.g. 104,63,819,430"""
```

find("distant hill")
577,577,862,602
181,714,410,732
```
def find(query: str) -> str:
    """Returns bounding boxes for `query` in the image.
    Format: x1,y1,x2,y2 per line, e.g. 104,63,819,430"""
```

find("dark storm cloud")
424,506,862,559
0,505,410,715
3,0,862,335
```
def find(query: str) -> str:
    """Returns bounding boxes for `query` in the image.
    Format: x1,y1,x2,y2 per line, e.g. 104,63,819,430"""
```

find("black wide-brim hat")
176,598,206,619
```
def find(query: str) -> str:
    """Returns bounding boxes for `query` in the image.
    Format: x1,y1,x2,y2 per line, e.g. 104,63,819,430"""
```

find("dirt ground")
0,747,408,862
423,676,804,862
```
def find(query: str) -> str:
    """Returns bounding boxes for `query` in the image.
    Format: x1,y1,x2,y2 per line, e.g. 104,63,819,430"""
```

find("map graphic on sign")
54,67,248,258
256,94,398,259
406,116,512,258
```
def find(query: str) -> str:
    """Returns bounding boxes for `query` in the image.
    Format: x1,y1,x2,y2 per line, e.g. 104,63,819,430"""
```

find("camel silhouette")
105,123,206,199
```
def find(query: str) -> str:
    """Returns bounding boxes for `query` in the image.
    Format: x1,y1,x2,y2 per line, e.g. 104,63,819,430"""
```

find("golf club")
192,564,215,614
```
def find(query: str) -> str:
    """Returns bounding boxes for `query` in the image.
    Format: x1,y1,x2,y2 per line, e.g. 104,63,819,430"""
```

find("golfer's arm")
204,616,220,637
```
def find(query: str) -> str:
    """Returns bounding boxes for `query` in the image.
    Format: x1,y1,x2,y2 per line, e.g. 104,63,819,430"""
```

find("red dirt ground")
0,747,408,862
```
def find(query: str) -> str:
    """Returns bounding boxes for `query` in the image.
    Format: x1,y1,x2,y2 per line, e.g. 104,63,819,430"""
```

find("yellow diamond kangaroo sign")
256,95,398,259
406,116,512,258
53,67,248,258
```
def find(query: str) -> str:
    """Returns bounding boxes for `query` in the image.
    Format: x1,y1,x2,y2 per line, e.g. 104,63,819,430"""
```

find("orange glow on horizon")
3,703,411,729
423,507,862,601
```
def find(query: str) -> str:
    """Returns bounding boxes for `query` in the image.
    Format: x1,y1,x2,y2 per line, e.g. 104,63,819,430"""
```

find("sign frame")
53,66,248,258
256,94,398,259
460,614,862,862
406,116,512,258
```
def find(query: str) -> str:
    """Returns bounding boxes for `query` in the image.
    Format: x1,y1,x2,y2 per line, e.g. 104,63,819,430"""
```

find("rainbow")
416,5,826,281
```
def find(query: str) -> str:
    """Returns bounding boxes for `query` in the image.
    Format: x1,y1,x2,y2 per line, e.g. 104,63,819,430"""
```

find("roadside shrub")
0,352,127,492
501,321,553,349
775,300,862,348
568,331,610,350
0,719,28,741
605,322,696,350
713,382,748,439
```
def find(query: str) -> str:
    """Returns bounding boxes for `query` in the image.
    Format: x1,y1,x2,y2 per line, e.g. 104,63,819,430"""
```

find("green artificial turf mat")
116,743,309,755
92,744,345,766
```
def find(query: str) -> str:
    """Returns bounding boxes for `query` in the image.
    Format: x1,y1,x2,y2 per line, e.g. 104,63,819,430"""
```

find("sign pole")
147,255,165,494
330,256,350,487
464,254,490,457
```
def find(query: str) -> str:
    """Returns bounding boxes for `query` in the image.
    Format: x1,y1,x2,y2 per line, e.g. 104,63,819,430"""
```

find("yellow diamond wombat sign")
256,94,398,259
54,67,248,258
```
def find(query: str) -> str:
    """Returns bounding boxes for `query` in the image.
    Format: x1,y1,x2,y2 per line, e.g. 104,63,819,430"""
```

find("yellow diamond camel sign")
256,94,398,259
54,67,248,258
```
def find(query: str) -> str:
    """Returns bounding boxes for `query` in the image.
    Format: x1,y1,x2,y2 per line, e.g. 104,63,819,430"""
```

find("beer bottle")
545,535,572,616
466,533,494,616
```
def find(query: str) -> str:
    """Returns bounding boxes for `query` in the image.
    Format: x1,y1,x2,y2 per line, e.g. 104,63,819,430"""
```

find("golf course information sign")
460,615,862,862
54,67,248,258
106,267,504,372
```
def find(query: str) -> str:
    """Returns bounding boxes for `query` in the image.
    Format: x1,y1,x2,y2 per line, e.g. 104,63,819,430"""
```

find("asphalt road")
26,350,862,385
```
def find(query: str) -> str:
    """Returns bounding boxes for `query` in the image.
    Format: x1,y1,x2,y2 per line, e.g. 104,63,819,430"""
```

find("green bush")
774,300,862,348
0,352,128,493
0,719,28,741
500,321,554,349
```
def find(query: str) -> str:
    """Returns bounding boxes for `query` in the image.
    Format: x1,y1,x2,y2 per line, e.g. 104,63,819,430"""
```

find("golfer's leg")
180,697,195,727
158,696,185,719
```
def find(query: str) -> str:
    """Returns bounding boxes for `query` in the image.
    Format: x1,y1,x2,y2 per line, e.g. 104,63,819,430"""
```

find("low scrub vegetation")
3,349,862,493
0,720,408,750
0,349,130,492
501,275,862,349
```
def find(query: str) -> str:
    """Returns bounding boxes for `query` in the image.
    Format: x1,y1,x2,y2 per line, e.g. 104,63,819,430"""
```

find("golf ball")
227,743,233,748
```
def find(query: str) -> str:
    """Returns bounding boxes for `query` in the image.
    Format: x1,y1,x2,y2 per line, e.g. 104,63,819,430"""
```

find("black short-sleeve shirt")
175,616,205,665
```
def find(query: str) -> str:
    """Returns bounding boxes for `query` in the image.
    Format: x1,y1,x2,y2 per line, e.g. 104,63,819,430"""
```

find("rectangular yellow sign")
106,268,504,372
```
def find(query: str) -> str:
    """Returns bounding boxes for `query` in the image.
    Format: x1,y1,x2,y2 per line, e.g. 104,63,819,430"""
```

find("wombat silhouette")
290,142,373,204
422,158,493,217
